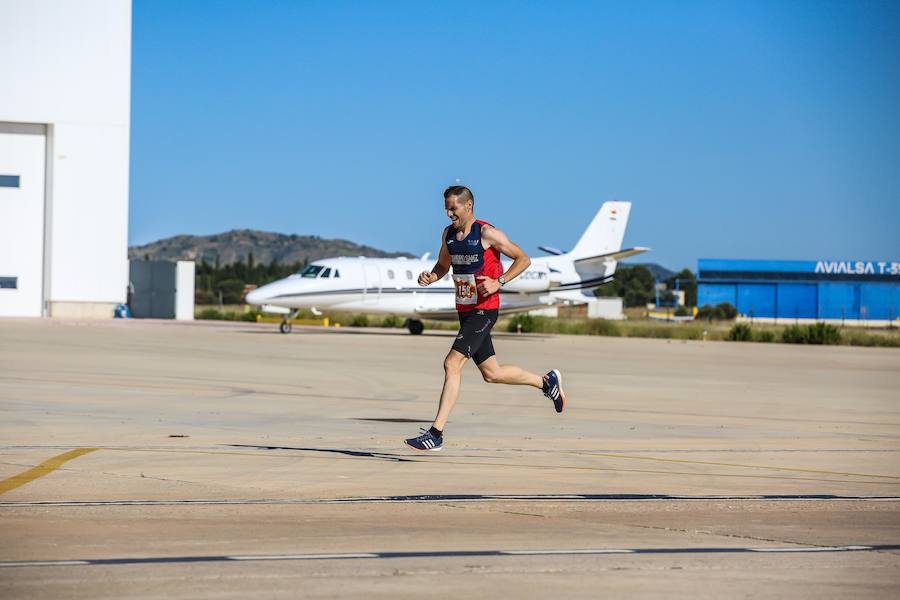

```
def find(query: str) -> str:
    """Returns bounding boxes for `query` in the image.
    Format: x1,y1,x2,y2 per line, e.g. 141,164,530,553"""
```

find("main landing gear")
406,319,424,335
280,310,302,334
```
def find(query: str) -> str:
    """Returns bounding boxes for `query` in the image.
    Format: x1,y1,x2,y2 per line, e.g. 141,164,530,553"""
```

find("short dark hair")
443,185,474,207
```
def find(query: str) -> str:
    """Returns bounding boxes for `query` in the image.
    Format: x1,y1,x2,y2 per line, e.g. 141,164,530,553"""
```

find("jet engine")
503,264,552,293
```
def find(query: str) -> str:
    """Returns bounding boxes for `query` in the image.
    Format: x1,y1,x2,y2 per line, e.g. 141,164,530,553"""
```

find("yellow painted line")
0,448,98,496
568,451,900,480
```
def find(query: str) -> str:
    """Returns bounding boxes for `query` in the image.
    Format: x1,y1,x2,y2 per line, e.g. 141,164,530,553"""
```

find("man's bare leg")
476,356,543,388
432,350,468,431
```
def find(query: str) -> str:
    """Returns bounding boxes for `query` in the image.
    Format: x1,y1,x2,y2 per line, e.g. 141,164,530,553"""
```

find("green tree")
216,278,246,304
594,265,655,307
665,268,697,307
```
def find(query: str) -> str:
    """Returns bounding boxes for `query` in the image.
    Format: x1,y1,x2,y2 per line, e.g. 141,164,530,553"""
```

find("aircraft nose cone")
245,288,265,305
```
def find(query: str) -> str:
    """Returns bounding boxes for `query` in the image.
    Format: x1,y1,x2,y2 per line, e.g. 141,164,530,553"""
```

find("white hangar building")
0,0,131,317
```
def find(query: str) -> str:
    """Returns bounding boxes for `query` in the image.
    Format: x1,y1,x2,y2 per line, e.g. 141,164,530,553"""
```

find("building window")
0,175,20,188
387,269,395,280
0,277,17,289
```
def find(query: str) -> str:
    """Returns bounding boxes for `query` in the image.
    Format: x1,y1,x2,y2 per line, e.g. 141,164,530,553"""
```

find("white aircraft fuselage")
245,202,648,330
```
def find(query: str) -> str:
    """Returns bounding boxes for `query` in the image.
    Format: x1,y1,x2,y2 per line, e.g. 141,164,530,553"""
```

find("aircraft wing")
573,246,651,267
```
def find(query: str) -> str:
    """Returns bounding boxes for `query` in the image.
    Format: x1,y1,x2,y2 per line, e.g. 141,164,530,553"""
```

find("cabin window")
0,175,20,188
0,277,17,289
406,270,413,280
300,265,324,278
387,269,395,280
320,268,332,278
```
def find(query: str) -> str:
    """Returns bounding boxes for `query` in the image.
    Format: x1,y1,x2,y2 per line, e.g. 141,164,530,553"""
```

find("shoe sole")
403,440,443,452
552,368,566,413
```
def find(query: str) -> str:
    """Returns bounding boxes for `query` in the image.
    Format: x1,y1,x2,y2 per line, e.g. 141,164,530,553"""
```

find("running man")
404,186,566,452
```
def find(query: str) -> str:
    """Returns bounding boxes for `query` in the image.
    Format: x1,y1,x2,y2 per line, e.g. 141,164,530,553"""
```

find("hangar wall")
698,259,900,324
0,0,131,318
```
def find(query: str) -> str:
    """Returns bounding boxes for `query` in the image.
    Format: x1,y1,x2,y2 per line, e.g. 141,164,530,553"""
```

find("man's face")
445,195,472,228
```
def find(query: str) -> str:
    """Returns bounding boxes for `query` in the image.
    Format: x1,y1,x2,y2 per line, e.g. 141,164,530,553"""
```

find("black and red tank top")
446,220,503,312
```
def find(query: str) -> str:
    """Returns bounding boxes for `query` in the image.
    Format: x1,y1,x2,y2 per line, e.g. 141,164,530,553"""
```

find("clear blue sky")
130,0,899,271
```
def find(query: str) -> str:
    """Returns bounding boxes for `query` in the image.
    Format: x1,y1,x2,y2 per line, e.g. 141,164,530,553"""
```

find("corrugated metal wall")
697,259,899,321
698,281,898,321
736,284,776,318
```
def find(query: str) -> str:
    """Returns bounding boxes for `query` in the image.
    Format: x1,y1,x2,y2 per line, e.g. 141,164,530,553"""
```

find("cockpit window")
320,268,332,278
334,270,340,278
300,265,324,278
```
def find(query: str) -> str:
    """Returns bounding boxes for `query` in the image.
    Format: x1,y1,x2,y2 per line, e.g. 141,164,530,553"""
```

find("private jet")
245,201,648,334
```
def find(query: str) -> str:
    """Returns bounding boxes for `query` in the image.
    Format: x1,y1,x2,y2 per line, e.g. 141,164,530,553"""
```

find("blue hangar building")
697,259,900,322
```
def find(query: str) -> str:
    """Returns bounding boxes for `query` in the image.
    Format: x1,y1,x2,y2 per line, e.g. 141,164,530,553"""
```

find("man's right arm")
418,227,451,286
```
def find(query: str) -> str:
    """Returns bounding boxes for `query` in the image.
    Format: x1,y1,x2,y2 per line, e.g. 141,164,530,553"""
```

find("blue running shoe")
404,428,443,452
543,369,566,413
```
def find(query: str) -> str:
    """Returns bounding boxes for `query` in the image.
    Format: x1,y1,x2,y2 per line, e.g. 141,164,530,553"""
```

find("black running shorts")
451,309,498,364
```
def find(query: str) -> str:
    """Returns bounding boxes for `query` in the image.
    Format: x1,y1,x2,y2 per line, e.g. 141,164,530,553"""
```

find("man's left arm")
477,227,532,296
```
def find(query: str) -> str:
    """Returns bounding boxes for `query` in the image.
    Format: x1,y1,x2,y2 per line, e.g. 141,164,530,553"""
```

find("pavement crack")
622,522,816,547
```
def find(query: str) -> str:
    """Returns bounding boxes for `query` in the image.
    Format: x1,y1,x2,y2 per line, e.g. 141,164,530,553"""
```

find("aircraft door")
363,264,381,304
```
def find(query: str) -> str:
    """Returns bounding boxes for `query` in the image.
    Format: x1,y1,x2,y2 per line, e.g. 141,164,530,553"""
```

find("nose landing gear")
279,310,302,334
405,319,424,335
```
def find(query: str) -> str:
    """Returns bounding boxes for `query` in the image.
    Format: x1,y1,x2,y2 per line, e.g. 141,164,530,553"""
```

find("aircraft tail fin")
569,201,632,261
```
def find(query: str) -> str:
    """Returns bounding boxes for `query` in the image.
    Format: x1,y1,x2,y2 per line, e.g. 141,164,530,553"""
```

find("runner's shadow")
226,444,419,463
235,328,458,338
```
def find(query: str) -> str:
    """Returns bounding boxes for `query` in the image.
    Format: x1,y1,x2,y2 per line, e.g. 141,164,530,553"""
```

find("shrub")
727,323,753,341
349,313,369,327
198,308,224,320
716,302,738,320
755,329,776,343
782,324,806,344
381,315,403,328
782,323,841,345
807,322,841,345
239,310,259,322
697,303,737,321
507,314,536,333
674,306,691,317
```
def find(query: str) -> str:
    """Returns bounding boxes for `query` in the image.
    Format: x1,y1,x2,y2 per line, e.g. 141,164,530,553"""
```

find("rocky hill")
630,262,677,281
128,230,415,266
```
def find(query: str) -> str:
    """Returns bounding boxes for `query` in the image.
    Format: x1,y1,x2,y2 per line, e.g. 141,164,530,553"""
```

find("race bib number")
453,274,478,305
